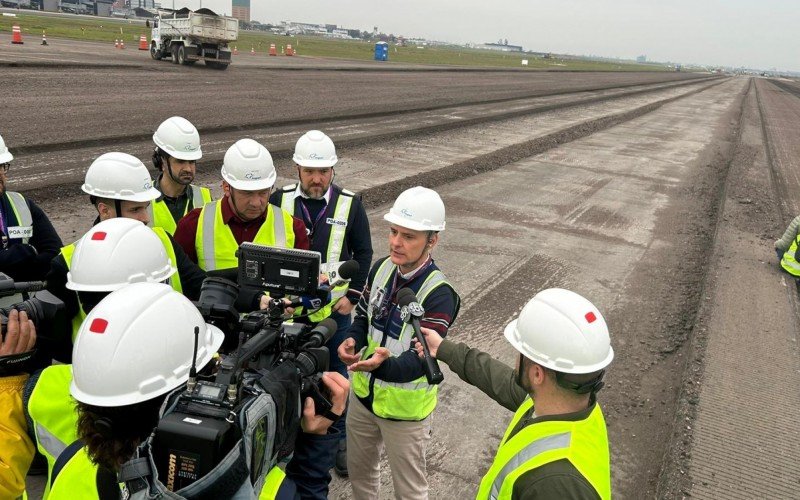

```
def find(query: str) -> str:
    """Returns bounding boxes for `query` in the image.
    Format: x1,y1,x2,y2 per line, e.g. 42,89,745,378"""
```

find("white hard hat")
220,139,276,191
293,130,338,168
504,288,614,374
383,186,446,232
66,218,176,292
70,283,224,407
0,133,13,163
82,152,161,202
153,116,202,161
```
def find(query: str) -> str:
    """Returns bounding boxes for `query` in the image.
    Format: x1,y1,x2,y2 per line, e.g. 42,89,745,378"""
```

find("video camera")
149,244,354,492
0,273,68,375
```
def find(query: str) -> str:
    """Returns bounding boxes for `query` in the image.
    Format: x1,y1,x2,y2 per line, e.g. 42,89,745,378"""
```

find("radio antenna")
187,326,200,392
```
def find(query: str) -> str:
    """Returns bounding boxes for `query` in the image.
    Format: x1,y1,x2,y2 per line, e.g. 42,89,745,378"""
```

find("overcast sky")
240,1,796,72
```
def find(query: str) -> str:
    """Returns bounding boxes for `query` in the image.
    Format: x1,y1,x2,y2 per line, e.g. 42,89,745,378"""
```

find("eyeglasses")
0,163,9,173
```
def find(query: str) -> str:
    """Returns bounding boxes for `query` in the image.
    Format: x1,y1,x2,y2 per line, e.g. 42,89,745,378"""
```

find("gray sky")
244,0,798,72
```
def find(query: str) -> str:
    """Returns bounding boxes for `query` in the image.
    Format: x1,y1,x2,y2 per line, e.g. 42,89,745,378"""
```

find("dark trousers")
286,311,351,499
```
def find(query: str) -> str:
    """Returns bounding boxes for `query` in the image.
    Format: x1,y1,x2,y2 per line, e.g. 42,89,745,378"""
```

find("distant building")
476,42,523,52
231,0,248,22
636,55,647,63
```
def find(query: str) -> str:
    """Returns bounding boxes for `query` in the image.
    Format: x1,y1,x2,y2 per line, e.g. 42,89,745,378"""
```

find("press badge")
326,218,347,227
7,226,32,239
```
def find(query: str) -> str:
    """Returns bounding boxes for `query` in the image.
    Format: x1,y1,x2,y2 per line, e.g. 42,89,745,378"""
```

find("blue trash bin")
374,41,388,61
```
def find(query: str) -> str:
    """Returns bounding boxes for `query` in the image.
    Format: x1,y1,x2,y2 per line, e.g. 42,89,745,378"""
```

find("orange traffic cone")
233,46,238,55
286,44,293,56
250,46,255,55
114,39,119,48
138,34,147,50
119,39,125,49
41,31,48,46
269,43,276,56
11,25,23,45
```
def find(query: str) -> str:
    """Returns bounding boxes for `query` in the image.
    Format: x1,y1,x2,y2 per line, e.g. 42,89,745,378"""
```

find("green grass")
1,11,671,71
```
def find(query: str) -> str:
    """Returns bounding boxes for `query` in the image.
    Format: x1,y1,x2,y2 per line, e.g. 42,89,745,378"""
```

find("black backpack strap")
97,466,123,500
50,438,85,490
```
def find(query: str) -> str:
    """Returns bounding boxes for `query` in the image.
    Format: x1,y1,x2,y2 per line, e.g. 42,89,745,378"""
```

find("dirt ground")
11,36,800,500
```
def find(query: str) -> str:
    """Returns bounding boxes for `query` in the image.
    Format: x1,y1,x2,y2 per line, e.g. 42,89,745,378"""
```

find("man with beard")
271,130,372,495
148,117,212,235
416,288,614,500
0,133,62,290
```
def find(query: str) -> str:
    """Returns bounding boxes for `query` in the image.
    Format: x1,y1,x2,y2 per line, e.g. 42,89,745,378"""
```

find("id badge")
370,286,386,318
7,226,33,239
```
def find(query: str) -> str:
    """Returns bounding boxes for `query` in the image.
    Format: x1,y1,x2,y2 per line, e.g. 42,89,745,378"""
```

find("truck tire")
171,45,180,64
150,42,163,60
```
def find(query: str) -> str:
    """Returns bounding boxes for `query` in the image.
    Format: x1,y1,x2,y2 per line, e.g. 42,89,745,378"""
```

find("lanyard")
298,187,331,238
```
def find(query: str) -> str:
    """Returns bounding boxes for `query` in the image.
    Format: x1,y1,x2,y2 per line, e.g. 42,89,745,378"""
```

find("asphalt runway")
12,32,800,500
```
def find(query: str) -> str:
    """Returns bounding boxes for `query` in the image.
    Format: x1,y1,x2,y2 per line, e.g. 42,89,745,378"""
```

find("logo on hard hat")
308,153,325,160
184,143,196,151
144,181,152,189
400,208,414,218
244,171,262,180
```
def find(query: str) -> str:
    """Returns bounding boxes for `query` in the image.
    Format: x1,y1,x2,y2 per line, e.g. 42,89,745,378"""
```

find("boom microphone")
396,288,444,385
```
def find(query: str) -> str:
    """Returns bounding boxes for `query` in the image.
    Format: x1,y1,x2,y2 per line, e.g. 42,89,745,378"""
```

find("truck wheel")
171,45,180,64
150,43,162,60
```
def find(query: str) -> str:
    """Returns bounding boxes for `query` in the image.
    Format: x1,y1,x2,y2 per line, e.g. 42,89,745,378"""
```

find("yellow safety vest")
781,234,800,276
476,398,611,500
48,445,101,500
148,185,212,235
351,259,450,420
61,226,182,340
258,466,290,499
27,365,78,500
195,200,295,271
279,184,354,322
5,191,33,245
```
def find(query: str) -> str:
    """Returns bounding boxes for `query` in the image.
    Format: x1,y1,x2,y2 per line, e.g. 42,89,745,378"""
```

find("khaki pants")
346,390,432,500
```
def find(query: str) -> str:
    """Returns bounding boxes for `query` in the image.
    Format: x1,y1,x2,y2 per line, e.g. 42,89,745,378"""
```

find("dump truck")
150,8,238,70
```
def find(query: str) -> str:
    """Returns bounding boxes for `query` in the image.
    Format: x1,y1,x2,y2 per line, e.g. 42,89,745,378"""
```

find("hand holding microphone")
397,288,444,385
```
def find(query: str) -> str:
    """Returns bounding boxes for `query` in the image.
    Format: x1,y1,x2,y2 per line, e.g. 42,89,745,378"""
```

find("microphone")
326,260,360,288
289,290,332,311
396,288,444,385
302,317,339,349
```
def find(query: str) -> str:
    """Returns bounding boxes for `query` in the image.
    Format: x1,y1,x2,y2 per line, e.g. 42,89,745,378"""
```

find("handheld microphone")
325,260,360,288
302,317,339,349
396,288,444,385
289,290,332,311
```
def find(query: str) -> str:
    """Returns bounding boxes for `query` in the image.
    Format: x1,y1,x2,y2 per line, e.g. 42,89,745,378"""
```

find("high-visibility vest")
781,234,800,276
61,226,182,340
259,466,295,499
279,184,354,322
4,191,33,245
48,443,102,500
476,398,611,500
351,259,451,420
195,200,295,271
148,185,212,235
27,365,79,500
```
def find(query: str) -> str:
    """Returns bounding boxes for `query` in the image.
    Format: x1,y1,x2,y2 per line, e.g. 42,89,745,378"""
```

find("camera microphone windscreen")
304,317,339,348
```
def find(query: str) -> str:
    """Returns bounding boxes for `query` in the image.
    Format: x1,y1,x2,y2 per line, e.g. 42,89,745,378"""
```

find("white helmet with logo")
67,218,176,292
0,133,13,164
221,138,276,191
293,130,338,168
82,152,161,202
70,282,224,407
153,116,202,161
383,186,446,232
504,288,614,374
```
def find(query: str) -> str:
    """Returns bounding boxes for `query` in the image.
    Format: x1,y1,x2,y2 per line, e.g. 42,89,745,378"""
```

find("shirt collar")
220,195,267,225
294,183,332,204
397,255,432,280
